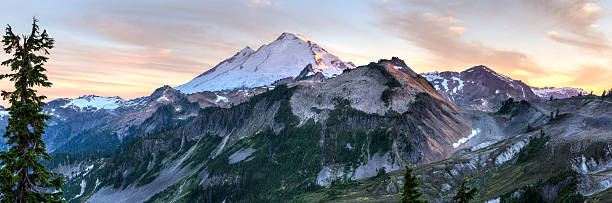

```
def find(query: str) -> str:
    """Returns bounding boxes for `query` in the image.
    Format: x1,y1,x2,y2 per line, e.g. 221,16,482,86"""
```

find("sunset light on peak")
0,0,611,104
2,1,612,202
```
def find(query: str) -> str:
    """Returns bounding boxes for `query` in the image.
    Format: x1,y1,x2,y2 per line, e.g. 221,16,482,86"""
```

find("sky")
0,0,611,106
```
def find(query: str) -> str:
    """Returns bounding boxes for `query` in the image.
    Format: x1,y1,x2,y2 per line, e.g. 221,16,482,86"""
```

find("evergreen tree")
401,166,427,203
0,18,64,202
453,179,478,203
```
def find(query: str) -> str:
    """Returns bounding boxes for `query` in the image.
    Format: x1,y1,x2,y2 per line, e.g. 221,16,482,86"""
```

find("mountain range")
1,32,608,202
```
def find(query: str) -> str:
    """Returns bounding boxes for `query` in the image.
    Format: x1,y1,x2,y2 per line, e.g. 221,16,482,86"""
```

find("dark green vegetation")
0,18,64,202
499,170,583,203
453,178,478,203
496,98,531,116
475,139,597,202
515,131,549,164
180,122,323,202
402,167,427,203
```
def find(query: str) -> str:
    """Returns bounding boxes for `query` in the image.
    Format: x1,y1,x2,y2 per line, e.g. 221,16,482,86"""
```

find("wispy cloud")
547,31,610,52
376,0,612,92
526,0,610,52
378,3,541,75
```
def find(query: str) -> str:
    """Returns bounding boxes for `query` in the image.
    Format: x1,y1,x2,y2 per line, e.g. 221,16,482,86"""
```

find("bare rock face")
294,64,327,82
422,65,539,111
291,59,447,120
291,58,472,166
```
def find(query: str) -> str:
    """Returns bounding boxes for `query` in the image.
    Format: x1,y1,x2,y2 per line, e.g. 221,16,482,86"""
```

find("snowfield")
531,86,587,99
453,128,480,148
61,95,126,111
175,33,354,94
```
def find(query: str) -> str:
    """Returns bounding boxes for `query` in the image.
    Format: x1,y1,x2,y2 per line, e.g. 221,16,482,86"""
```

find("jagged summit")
463,65,491,72
378,57,418,78
237,46,255,55
175,32,355,94
275,32,307,41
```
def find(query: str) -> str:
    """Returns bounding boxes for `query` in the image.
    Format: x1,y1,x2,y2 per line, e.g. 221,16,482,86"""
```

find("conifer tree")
401,166,427,203
0,18,64,202
453,179,478,203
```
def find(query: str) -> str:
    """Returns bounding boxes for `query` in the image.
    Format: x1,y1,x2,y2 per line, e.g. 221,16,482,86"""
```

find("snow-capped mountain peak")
60,95,127,111
531,86,587,100
237,46,255,56
175,32,355,94
276,32,307,41
463,65,513,83
421,65,538,111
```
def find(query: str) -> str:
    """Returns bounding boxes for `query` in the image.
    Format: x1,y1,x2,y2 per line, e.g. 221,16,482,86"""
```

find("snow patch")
485,198,500,203
82,164,94,176
519,85,526,98
441,79,448,90
422,73,443,82
451,76,463,92
156,96,169,102
72,180,86,200
215,95,229,103
453,128,480,148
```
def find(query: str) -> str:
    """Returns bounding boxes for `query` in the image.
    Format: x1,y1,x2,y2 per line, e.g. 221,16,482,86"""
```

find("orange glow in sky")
0,0,611,106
